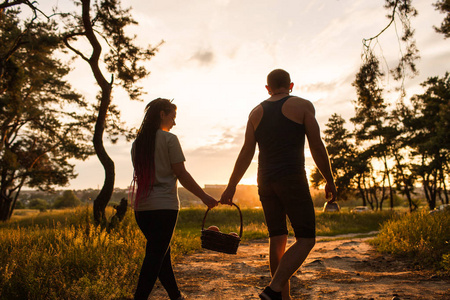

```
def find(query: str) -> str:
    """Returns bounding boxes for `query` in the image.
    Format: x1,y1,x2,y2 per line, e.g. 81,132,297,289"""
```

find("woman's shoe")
174,293,187,300
259,286,282,300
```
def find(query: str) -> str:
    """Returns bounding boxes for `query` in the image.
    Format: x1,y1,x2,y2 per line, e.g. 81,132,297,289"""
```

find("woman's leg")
134,210,180,300
158,246,182,300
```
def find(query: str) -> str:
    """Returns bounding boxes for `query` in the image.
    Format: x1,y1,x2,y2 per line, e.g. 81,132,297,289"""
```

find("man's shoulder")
287,96,312,106
249,104,263,116
286,96,315,112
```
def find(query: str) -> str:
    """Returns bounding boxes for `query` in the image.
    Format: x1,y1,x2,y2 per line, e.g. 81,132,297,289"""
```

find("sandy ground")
150,234,450,300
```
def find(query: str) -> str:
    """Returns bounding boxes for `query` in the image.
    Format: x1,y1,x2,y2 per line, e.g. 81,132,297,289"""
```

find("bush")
371,209,450,275
14,201,25,209
27,198,49,211
53,190,81,209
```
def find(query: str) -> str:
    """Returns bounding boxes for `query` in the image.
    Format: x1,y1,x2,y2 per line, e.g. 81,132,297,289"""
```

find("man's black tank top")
254,96,306,181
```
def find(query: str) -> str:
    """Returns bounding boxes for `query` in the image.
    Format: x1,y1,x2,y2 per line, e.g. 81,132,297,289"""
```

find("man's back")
254,96,307,180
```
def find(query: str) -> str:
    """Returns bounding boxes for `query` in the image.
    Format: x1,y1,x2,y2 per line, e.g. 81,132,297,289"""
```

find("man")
220,69,337,300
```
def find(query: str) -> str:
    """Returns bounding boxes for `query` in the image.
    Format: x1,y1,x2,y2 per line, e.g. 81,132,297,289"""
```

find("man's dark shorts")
258,173,315,238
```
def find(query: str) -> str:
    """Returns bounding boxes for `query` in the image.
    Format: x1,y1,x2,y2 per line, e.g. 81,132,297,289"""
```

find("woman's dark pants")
134,210,181,300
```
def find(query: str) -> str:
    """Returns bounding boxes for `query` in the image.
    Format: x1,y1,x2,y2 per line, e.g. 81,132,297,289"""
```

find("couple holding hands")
131,69,337,300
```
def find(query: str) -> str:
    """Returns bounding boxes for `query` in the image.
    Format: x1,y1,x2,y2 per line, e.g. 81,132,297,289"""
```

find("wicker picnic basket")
201,203,243,254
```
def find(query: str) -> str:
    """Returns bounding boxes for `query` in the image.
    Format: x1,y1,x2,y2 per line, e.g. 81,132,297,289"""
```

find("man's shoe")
259,286,282,300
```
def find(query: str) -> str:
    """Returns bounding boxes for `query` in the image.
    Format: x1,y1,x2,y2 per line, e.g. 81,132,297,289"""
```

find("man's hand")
220,186,236,205
201,194,218,209
325,182,337,203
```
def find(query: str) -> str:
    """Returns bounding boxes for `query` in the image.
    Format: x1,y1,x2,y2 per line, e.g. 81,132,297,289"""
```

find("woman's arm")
172,162,218,208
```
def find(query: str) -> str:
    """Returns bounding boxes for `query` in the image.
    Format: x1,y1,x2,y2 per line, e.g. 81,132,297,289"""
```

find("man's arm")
220,117,257,204
303,101,337,202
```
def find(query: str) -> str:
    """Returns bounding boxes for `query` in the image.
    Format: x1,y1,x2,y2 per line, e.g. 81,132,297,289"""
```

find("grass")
0,207,142,300
370,208,450,276
0,206,401,299
315,210,395,236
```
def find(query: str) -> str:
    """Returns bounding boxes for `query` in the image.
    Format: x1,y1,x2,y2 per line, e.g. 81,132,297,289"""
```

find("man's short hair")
267,69,291,90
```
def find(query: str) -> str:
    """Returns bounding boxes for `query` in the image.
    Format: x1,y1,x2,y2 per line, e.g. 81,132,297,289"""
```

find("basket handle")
201,203,243,238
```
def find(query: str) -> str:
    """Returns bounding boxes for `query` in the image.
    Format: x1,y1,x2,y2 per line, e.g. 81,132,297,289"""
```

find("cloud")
184,126,245,157
190,49,215,66
299,81,340,93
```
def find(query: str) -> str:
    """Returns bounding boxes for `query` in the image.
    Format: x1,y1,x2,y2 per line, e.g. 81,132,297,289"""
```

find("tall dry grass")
371,208,450,275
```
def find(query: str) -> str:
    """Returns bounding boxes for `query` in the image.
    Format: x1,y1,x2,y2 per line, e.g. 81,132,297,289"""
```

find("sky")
38,0,450,190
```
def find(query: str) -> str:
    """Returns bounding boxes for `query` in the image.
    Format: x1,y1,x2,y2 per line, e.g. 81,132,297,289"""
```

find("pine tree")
0,9,93,221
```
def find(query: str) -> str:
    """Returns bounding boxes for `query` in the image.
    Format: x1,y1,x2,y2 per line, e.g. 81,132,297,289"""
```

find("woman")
132,98,217,300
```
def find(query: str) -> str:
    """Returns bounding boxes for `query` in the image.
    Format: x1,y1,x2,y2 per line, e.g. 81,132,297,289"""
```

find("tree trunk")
363,176,374,209
0,178,24,221
393,153,415,212
423,172,437,210
440,167,449,204
357,176,367,206
379,173,386,211
383,156,394,209
92,90,115,225
0,194,12,221
81,0,115,225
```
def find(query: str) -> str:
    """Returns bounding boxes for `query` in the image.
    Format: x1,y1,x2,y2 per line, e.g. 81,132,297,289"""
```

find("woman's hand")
201,194,218,209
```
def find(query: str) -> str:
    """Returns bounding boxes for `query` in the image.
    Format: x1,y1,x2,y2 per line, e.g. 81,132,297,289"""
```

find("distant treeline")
16,184,431,211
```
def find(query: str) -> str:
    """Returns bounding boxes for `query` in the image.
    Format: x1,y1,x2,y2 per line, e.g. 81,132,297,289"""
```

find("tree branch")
363,0,398,49
63,32,90,62
0,0,27,9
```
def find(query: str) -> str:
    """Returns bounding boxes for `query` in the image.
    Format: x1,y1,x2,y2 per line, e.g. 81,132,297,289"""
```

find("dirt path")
151,234,450,299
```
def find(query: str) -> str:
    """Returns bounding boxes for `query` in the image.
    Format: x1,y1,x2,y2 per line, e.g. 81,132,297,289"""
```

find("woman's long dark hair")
133,98,177,203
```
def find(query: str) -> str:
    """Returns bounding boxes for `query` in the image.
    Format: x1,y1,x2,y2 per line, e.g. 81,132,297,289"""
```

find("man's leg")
269,235,290,300
269,237,315,293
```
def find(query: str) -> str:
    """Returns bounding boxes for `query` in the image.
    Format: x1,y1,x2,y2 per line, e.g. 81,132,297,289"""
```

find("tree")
362,0,419,92
62,0,159,225
352,150,372,208
53,190,81,209
28,198,48,211
350,53,395,210
434,0,450,38
0,8,93,221
311,114,356,200
352,0,424,210
405,73,450,209
348,0,449,211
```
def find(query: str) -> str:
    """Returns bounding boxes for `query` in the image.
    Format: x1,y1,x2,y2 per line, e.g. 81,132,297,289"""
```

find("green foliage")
27,198,48,211
314,113,358,199
403,73,450,210
14,201,24,209
371,209,450,275
433,0,450,38
53,190,82,209
364,0,419,82
0,9,94,221
442,253,450,273
315,210,396,236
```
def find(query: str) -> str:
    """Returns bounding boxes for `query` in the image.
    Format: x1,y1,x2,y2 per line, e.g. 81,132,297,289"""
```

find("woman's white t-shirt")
132,129,185,211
